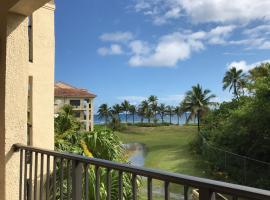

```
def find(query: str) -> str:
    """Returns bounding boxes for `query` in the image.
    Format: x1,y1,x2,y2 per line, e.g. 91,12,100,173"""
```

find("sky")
54,0,270,111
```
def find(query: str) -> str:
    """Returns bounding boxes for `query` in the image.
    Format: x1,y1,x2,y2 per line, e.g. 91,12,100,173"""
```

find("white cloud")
129,32,204,67
179,0,270,24
97,44,123,56
99,32,134,42
133,0,270,24
207,25,236,44
129,40,151,55
243,25,270,38
227,59,270,72
229,37,270,50
128,26,235,67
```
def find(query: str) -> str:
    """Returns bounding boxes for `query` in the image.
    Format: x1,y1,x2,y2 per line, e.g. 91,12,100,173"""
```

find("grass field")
116,125,208,178
115,125,210,199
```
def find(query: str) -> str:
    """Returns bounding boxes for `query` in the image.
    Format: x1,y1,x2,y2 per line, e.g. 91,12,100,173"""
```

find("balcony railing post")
199,187,213,200
72,160,83,200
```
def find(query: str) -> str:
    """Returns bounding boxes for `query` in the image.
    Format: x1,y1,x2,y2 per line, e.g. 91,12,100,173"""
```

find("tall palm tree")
137,107,145,123
111,104,122,121
148,95,158,103
158,103,166,123
148,95,158,122
182,84,216,132
97,104,111,125
223,67,246,98
141,100,151,123
129,105,136,124
121,100,130,123
174,106,183,125
179,101,188,124
166,105,174,124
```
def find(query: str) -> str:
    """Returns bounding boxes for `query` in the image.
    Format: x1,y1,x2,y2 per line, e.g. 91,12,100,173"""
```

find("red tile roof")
55,82,96,98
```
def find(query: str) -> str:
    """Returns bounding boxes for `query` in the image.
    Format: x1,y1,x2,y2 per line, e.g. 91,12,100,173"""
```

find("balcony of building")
14,144,270,200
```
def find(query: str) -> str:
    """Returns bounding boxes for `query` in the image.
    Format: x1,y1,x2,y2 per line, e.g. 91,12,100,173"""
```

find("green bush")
193,63,270,189
133,122,171,127
108,117,126,131
55,128,138,199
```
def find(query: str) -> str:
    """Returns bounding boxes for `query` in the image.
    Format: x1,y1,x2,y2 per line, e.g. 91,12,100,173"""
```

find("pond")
122,143,197,199
122,143,147,167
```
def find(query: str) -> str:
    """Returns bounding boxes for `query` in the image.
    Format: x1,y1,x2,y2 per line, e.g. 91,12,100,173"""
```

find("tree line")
197,63,270,189
98,63,258,132
98,84,216,131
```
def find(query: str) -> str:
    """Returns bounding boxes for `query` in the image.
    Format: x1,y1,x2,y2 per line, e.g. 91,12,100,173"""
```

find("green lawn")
116,125,209,178
115,125,211,199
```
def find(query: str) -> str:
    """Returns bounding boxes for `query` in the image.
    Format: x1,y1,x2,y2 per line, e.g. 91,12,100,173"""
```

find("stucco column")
0,12,8,199
91,99,94,131
0,13,29,200
86,101,90,131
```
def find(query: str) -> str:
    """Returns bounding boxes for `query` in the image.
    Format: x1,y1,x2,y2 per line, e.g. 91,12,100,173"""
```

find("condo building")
54,82,96,131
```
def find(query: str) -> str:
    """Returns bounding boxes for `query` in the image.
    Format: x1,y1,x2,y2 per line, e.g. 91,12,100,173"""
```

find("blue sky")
55,0,270,111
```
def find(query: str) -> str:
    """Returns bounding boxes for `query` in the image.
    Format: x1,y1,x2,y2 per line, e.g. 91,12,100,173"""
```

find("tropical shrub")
55,129,136,199
192,63,270,189
54,104,81,134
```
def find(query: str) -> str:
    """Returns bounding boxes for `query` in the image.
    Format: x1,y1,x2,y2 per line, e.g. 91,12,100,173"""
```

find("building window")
73,111,80,118
27,77,33,146
70,100,80,107
28,15,33,62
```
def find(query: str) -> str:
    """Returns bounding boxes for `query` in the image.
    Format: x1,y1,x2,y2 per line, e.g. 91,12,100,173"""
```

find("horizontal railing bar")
13,143,270,200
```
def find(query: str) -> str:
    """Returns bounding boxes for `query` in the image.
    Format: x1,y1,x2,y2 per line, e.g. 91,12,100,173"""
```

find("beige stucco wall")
28,3,55,148
0,1,55,199
0,13,7,197
0,12,29,200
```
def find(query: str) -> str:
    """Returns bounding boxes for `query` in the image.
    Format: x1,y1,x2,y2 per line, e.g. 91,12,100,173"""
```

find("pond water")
122,143,147,167
122,143,190,199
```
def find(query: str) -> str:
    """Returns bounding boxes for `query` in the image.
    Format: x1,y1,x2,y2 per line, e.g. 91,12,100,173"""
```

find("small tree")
55,104,81,134
148,95,158,122
158,103,166,123
97,103,111,125
166,105,174,124
121,100,130,123
174,106,183,125
129,105,136,124
182,84,216,132
223,67,246,99
111,104,122,121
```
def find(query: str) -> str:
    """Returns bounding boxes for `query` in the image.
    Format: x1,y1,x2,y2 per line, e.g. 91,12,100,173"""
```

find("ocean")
94,113,194,125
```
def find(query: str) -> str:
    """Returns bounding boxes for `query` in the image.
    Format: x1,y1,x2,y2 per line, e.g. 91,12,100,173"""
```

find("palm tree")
137,107,145,123
158,103,166,123
223,67,246,98
148,95,158,103
174,106,183,125
121,100,130,123
182,84,216,132
179,102,188,124
111,104,122,121
148,95,158,122
145,109,152,123
141,100,151,123
55,104,79,134
129,105,136,124
166,105,174,124
97,104,111,125
61,104,74,116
